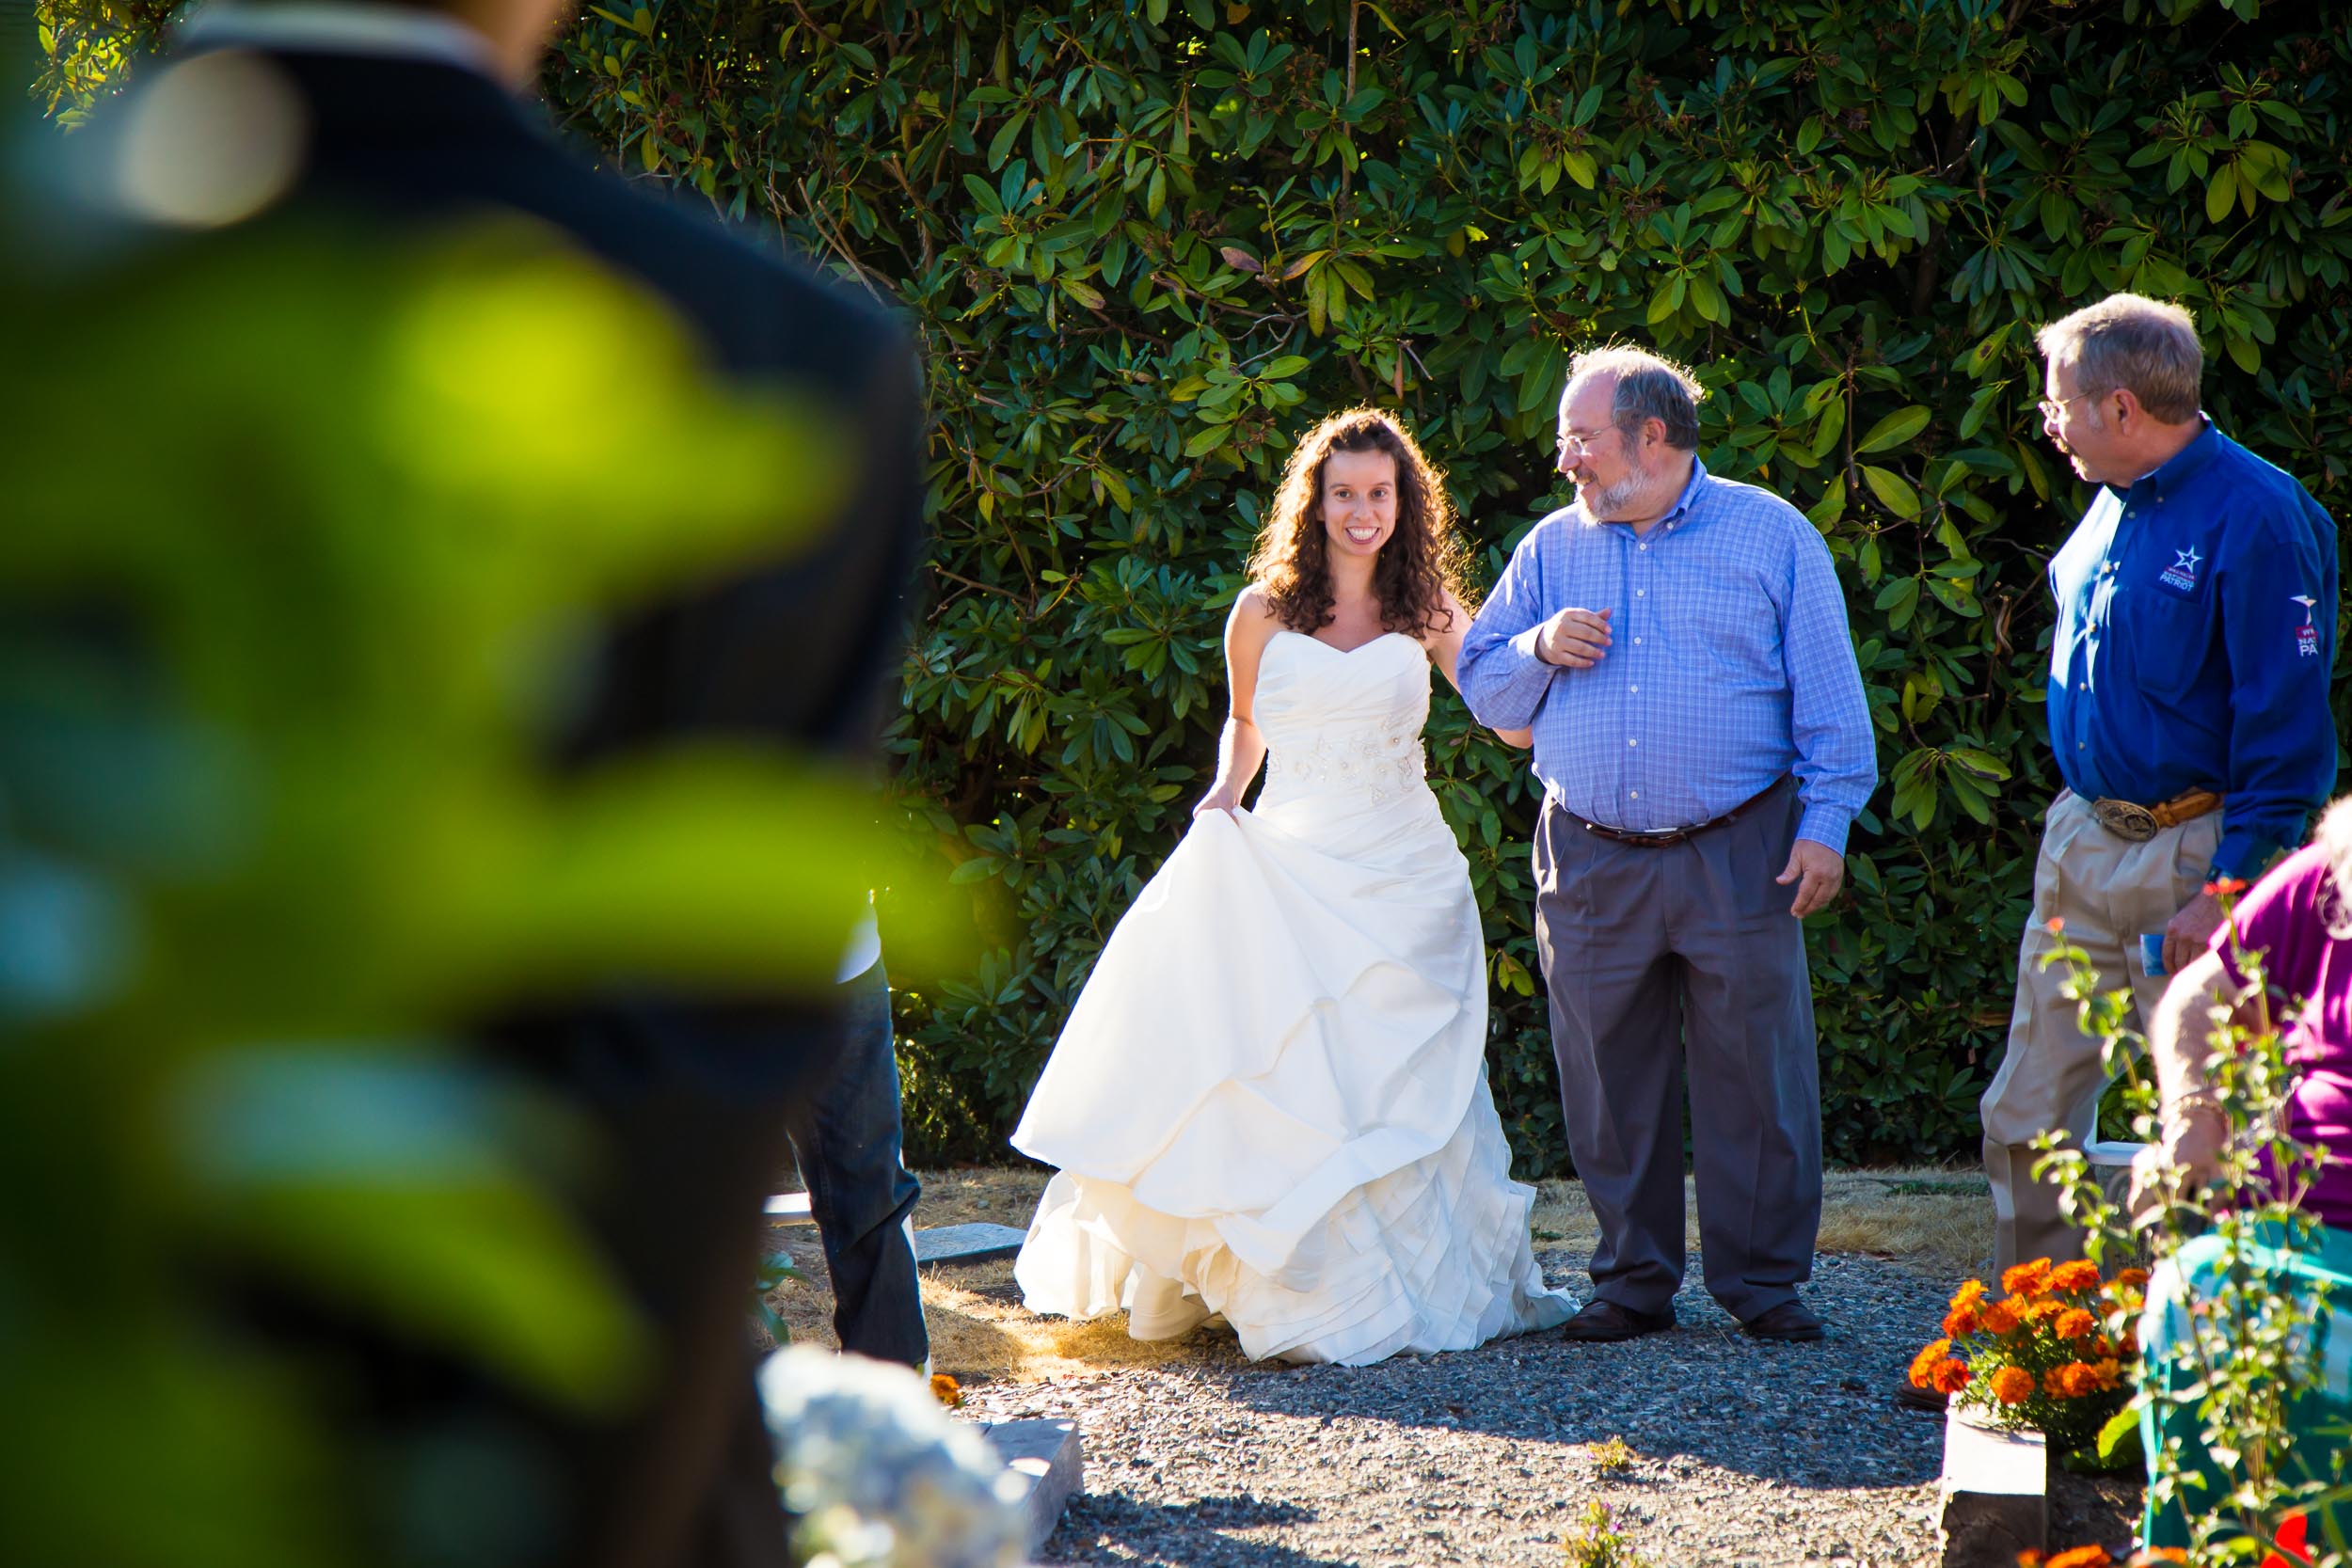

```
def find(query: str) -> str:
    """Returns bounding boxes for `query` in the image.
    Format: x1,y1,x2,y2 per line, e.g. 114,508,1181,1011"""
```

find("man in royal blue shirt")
1983,293,2339,1272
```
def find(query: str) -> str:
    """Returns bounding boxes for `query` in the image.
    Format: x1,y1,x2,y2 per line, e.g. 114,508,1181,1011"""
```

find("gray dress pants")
1532,779,1822,1321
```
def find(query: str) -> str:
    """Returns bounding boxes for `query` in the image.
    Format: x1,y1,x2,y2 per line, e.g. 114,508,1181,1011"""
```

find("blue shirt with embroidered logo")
1457,458,1877,852
2046,420,2338,880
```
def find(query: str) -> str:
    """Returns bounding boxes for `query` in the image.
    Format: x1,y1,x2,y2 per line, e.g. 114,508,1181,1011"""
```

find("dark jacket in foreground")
161,43,920,1568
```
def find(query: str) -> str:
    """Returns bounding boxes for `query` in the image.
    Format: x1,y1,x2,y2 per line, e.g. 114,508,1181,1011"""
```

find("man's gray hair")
1565,345,1705,451
2035,293,2203,424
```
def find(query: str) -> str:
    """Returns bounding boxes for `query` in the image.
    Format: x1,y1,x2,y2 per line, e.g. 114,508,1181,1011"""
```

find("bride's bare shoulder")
1229,583,1283,641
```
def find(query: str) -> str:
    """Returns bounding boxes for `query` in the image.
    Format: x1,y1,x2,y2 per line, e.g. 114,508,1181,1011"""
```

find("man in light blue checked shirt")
1459,345,1876,1345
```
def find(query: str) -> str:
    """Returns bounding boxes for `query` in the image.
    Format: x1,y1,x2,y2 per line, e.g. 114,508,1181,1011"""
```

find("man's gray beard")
1581,465,1655,520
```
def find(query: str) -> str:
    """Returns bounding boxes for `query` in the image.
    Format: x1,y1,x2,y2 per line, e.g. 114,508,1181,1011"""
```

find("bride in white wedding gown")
1010,407,1575,1365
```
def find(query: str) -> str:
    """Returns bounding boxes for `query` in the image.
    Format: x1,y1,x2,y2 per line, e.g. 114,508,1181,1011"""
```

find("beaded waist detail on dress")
1263,717,1427,803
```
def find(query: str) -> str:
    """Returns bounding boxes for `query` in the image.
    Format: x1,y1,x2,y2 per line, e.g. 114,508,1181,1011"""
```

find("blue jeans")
787,958,927,1367
2139,1219,2352,1551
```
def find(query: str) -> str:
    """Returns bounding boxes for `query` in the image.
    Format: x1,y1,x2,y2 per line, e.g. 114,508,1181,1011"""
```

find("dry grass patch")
905,1164,1054,1227
764,1163,1990,1383
765,1234,1244,1379
762,1164,1243,1379
1819,1168,1994,1278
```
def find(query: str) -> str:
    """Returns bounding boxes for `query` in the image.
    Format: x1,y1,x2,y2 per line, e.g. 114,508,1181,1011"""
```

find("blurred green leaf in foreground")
0,218,955,1566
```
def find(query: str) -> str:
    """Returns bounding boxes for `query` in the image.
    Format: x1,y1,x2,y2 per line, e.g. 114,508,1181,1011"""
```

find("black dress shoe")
1894,1379,1947,1413
1560,1299,1677,1342
1740,1301,1825,1341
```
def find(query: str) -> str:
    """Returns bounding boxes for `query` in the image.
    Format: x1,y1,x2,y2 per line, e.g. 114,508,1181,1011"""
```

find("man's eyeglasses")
2036,388,2098,422
1555,425,1618,457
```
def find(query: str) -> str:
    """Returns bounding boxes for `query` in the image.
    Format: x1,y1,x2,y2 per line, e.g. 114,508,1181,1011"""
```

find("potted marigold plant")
1910,1257,2147,1460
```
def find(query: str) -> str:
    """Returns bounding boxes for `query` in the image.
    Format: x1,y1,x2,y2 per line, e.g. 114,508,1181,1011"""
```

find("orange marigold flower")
2125,1550,2189,1566
2090,1358,2122,1392
2042,1363,2098,1401
2112,1268,2150,1291
1944,1305,1982,1338
2045,1259,2102,1293
1910,1338,1952,1387
2003,1258,2053,1296
2026,1298,2070,1323
1980,1300,2022,1336
2120,1325,2140,1357
930,1372,964,1408
2056,1308,2097,1340
1931,1359,1972,1396
2048,1545,2114,1568
1951,1278,1989,1310
1991,1366,2036,1405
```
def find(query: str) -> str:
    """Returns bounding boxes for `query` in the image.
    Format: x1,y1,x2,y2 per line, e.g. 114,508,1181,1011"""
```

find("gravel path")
953,1249,2139,1567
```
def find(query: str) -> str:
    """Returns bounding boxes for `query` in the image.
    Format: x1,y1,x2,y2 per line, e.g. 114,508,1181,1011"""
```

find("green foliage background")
36,0,2351,1171
533,0,2352,1171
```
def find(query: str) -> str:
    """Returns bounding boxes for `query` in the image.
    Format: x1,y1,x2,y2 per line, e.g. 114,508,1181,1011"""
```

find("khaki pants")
1981,789,2219,1272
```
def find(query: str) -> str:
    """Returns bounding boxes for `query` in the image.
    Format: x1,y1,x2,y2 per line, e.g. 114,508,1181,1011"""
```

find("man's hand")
2163,888,2225,976
1535,606,1613,669
1775,838,1844,917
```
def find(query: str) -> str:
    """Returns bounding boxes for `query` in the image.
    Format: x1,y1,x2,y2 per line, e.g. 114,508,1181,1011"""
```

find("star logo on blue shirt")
2159,545,2203,594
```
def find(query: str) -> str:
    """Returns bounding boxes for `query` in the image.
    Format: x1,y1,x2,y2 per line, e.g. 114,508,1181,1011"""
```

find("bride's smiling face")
1317,447,1399,561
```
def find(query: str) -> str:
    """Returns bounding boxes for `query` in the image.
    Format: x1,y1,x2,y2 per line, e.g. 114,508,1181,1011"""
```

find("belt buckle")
2091,797,2158,842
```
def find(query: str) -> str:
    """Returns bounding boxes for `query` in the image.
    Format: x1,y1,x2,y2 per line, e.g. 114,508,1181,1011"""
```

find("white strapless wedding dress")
1010,629,1575,1364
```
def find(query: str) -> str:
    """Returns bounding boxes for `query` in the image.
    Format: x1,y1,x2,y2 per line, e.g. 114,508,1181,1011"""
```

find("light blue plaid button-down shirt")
1457,458,1877,852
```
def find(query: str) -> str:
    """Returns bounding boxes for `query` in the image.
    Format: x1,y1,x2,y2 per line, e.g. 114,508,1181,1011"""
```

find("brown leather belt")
1570,776,1790,848
2089,787,2223,842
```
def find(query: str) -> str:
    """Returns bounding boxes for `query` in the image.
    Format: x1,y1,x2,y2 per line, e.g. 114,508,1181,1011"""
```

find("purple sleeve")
2211,846,2328,1001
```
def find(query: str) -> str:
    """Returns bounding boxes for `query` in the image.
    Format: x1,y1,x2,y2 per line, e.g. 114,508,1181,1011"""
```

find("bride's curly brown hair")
1248,406,1470,637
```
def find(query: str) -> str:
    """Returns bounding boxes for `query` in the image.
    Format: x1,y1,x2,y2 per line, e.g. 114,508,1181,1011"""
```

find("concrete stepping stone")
981,1418,1082,1560
914,1222,1027,1265
1936,1406,2045,1566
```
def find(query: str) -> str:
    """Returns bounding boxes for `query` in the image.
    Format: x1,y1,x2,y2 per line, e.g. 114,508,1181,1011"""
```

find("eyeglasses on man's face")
2036,388,2098,423
1554,424,1620,458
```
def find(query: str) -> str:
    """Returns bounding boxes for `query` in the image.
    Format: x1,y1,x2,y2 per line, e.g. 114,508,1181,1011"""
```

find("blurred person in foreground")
68,2,925,1564
2128,796,2352,1555
1983,293,2336,1276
